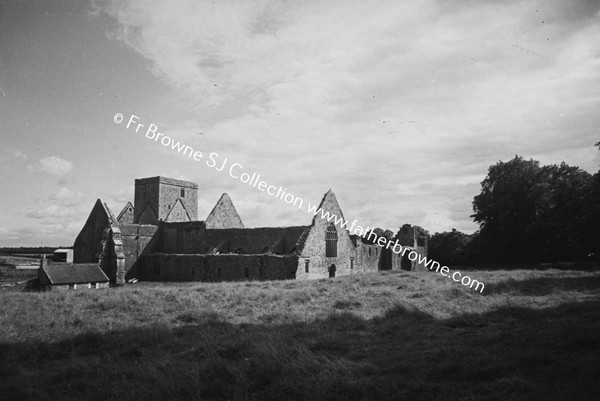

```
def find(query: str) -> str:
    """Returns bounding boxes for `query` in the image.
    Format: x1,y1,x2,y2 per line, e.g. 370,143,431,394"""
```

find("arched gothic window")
325,223,338,257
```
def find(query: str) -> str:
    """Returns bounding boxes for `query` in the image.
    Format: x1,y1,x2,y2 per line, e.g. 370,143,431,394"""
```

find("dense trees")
430,151,600,265
428,229,472,265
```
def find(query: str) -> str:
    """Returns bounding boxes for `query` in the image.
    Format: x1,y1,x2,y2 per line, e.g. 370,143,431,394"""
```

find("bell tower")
133,176,198,224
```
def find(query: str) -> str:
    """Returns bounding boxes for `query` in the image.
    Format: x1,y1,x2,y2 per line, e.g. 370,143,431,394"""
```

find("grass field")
1,269,599,400
0,255,39,285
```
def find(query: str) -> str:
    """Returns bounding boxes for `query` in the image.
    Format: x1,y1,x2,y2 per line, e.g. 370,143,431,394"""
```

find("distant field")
0,256,39,285
1,269,599,400
0,255,40,266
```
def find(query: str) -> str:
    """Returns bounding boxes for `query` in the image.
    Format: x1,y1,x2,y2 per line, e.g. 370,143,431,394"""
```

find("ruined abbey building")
70,176,428,285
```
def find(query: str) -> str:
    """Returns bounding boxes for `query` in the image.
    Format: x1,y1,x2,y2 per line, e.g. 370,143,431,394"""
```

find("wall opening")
328,264,336,278
325,223,338,257
401,253,412,271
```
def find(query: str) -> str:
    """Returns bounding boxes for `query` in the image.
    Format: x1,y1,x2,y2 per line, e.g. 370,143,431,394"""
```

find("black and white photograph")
1,0,599,399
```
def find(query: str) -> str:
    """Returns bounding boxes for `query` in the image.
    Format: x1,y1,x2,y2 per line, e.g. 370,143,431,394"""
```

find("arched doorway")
328,264,336,278
401,253,412,271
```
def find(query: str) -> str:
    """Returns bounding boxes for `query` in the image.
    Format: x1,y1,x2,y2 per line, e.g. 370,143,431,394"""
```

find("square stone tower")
134,176,198,224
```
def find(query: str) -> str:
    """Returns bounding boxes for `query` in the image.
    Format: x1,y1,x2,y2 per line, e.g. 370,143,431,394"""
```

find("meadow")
1,268,599,400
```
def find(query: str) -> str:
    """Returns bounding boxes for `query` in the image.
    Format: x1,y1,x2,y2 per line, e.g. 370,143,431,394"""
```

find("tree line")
428,144,600,265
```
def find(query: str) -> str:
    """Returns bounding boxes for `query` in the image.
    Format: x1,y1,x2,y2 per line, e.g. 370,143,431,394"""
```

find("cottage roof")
41,263,109,285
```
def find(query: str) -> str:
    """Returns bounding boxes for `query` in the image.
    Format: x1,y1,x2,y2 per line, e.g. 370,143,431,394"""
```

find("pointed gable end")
205,193,244,229
295,189,354,258
116,201,134,224
310,189,346,227
73,199,118,263
165,198,191,222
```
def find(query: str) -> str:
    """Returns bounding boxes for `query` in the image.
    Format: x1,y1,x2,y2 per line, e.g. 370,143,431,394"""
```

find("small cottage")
38,256,109,290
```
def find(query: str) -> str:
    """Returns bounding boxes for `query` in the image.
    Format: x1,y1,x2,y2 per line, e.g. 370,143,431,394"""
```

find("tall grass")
1,269,599,400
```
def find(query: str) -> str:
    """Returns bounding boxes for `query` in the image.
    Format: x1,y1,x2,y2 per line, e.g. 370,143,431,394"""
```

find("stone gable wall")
74,200,111,264
205,194,244,229
296,192,356,279
116,203,134,224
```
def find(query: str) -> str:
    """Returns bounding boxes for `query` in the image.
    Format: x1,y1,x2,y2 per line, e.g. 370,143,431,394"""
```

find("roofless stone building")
72,176,428,285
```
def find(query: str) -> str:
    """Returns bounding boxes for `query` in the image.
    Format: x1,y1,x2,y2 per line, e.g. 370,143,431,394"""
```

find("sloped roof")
41,263,109,285
205,193,244,229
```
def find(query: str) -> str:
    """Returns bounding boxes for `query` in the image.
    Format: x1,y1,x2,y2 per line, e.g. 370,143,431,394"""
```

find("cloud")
18,187,90,246
24,204,79,220
48,187,85,207
28,155,73,177
95,0,600,234
13,150,28,160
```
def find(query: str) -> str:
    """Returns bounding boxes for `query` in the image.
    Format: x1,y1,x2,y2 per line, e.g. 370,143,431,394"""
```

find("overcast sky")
1,0,599,246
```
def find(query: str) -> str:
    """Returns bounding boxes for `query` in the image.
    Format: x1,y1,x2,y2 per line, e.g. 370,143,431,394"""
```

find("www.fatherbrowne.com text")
114,112,485,293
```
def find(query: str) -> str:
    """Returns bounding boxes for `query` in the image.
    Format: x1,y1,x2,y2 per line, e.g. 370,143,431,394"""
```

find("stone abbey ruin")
60,176,428,286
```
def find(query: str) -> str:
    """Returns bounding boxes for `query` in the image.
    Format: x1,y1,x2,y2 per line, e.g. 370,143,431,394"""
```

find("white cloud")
95,0,600,233
13,150,28,160
28,155,73,177
48,187,85,207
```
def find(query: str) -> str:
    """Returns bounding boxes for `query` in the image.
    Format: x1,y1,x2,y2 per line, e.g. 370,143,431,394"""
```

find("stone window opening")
305,259,309,273
244,266,249,278
350,257,354,269
181,188,185,197
325,223,338,257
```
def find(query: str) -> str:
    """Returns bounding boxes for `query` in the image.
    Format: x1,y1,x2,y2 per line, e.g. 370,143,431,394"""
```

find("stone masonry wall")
205,193,244,229
119,224,159,278
158,179,198,222
74,200,111,263
354,241,381,273
296,191,356,280
160,221,206,254
134,177,198,224
139,254,297,282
